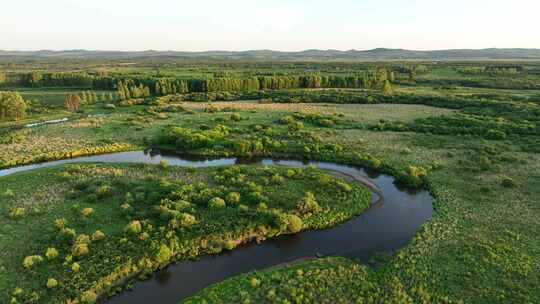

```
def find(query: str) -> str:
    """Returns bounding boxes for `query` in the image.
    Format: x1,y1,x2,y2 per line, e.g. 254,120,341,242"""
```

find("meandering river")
0,150,433,303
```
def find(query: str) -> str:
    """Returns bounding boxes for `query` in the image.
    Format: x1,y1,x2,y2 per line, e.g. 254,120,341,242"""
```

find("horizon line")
2,47,540,53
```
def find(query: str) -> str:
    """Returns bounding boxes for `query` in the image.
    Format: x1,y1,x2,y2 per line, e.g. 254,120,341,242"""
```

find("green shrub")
23,255,43,269
92,230,106,241
289,122,304,132
279,115,296,125
250,277,261,288
179,213,197,227
72,243,89,258
60,227,77,243
224,240,236,250
75,234,91,245
8,207,26,220
71,262,81,272
501,176,517,188
125,220,143,235
271,174,285,184
2,188,15,199
96,185,113,198
208,197,226,209
81,208,94,218
80,290,97,303
230,113,242,121
155,244,173,264
45,248,59,260
54,218,67,230
226,192,241,204
159,160,169,170
335,180,353,192
287,215,303,233
296,192,322,216
205,104,219,113
46,278,58,289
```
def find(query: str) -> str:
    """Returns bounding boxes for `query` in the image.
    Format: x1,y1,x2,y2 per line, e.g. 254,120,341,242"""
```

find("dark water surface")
0,150,433,303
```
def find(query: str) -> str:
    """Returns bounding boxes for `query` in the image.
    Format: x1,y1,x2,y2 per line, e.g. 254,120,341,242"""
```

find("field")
1,60,539,303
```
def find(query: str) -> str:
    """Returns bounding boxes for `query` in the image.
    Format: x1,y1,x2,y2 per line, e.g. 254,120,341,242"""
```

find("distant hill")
1,48,540,61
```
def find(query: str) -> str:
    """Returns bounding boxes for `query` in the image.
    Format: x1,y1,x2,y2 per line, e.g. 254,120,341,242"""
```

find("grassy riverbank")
0,163,370,303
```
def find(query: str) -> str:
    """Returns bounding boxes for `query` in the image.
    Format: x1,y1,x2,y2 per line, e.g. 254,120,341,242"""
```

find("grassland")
0,163,370,303
1,60,540,303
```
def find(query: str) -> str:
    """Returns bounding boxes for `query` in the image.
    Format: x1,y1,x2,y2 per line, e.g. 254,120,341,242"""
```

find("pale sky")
1,0,539,51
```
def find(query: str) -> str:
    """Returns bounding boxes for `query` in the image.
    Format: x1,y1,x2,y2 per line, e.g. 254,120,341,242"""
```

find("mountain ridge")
1,48,540,60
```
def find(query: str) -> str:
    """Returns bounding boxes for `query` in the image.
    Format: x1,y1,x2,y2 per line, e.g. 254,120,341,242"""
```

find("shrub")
80,291,98,304
23,255,43,269
335,180,353,192
501,176,517,188
250,277,261,288
224,240,236,250
288,122,304,132
92,230,106,241
271,174,285,184
75,234,91,245
296,192,322,216
2,188,15,199
54,218,67,230
287,215,303,233
96,185,113,198
72,244,89,258
205,104,218,113
60,227,77,243
81,208,94,218
46,278,58,289
226,192,241,204
125,220,143,235
179,213,197,227
401,166,428,187
8,207,26,220
120,203,132,212
279,115,295,125
230,113,242,121
71,262,81,272
208,197,226,209
45,248,59,260
159,160,169,170
155,244,173,265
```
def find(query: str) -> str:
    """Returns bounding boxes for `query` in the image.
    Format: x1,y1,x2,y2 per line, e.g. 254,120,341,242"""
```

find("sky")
1,0,539,51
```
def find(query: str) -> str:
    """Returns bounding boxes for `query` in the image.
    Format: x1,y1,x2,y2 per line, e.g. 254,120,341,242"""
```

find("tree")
382,80,393,95
64,94,81,112
0,91,27,120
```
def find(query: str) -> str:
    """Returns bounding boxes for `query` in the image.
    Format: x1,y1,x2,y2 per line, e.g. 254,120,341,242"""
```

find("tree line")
0,70,393,94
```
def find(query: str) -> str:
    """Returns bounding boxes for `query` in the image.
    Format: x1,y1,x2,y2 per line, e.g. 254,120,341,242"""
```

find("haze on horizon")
1,0,539,52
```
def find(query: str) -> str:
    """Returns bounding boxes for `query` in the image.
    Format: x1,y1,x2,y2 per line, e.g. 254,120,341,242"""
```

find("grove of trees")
0,91,27,120
64,94,81,112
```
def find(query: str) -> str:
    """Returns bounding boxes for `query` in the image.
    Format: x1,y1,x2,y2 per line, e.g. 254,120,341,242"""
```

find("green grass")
1,72,540,303
0,163,370,303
